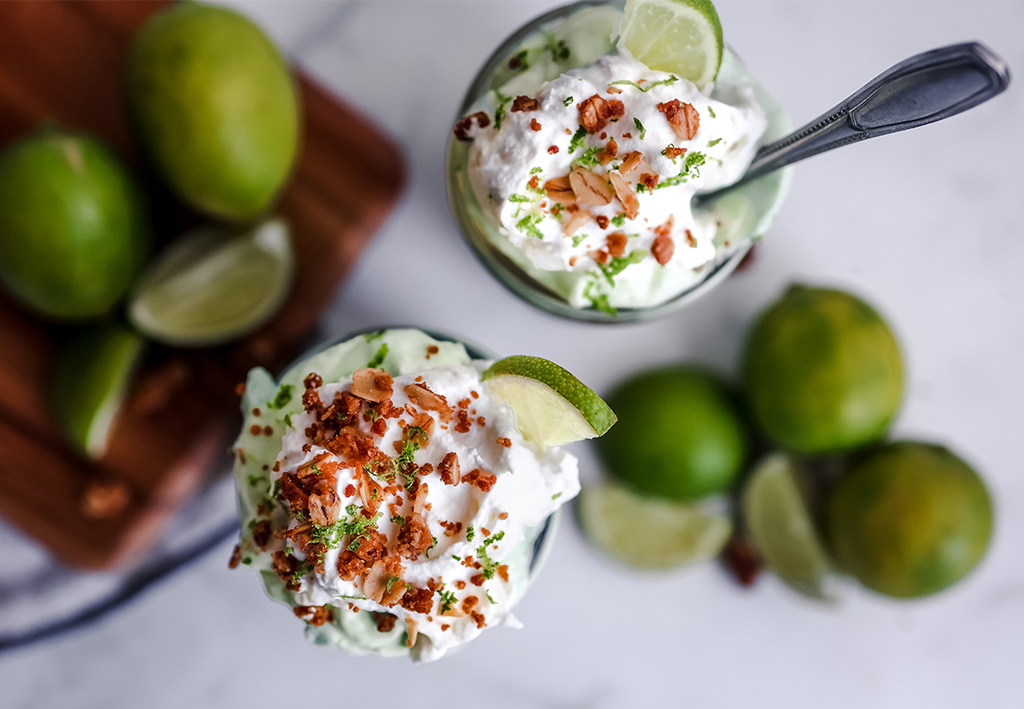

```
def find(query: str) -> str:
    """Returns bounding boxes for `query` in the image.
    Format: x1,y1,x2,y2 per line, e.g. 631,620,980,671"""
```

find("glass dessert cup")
232,327,563,661
446,0,794,323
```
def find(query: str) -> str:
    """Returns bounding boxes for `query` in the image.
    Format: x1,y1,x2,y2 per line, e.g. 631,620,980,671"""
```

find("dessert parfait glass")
232,327,561,660
446,0,793,323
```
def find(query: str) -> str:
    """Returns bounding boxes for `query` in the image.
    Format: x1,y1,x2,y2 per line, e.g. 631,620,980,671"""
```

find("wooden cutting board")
0,1,406,570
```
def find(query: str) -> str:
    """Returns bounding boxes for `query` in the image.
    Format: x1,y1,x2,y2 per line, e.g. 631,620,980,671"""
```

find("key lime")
578,480,731,569
128,218,294,347
743,453,836,599
481,355,616,448
0,130,150,320
126,2,300,221
742,285,903,454
595,367,748,500
51,323,146,459
827,441,993,599
619,0,724,90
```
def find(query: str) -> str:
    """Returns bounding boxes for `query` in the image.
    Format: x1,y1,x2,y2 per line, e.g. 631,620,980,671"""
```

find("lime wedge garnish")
743,453,837,599
128,218,293,347
51,324,146,459
619,0,724,90
481,355,616,447
579,480,732,569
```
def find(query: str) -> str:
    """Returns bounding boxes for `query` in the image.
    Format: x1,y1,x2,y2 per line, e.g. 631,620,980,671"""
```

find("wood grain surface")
0,1,405,570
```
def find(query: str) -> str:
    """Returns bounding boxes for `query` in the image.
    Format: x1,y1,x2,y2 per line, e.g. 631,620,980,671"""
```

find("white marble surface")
2,1,1023,707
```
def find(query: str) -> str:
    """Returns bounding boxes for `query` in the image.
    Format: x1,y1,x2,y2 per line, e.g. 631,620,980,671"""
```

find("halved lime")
579,480,732,569
619,0,724,90
51,323,146,459
481,355,616,447
128,218,293,347
743,453,836,599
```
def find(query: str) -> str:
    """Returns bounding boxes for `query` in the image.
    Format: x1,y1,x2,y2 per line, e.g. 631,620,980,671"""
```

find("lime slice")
481,355,616,447
579,480,732,568
618,0,724,90
743,453,836,599
51,324,146,459
128,218,293,346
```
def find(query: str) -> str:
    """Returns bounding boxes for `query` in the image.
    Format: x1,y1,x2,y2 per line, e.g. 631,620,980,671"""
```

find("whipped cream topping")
465,51,767,311
232,330,578,662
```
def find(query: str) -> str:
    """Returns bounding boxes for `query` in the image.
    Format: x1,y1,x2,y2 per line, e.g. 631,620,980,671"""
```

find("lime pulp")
578,480,732,569
128,218,294,347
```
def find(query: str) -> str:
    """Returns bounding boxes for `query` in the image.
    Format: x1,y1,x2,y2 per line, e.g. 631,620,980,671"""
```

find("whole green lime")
596,367,748,500
827,441,993,598
126,3,300,221
0,130,150,320
742,285,903,454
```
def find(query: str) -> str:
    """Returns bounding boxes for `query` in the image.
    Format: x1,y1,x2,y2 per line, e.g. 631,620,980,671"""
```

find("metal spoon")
696,42,1011,204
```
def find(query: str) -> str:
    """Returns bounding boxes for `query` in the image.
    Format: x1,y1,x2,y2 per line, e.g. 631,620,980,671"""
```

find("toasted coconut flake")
412,483,429,517
619,151,643,175
403,383,453,422
408,412,434,446
351,368,393,402
438,452,461,486
609,172,639,220
657,99,700,140
568,168,612,206
563,209,593,237
307,490,340,526
363,559,393,603
544,175,575,203
395,514,433,560
441,604,465,618
381,582,407,607
360,474,384,514
297,452,331,477
680,103,700,140
405,618,419,647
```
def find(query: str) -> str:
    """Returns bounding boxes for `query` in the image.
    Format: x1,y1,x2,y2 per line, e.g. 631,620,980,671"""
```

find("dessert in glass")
230,328,611,661
447,0,792,322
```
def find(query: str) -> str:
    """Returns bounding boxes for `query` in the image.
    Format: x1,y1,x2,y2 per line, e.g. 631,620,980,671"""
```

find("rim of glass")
446,0,753,325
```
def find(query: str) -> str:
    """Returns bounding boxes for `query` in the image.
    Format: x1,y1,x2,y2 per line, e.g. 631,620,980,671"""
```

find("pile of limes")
583,284,993,602
0,4,301,458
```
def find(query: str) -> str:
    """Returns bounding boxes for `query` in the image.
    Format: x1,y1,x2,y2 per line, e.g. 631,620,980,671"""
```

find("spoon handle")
719,42,1011,190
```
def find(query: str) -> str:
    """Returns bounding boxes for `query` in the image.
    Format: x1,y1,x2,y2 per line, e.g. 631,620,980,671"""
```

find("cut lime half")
619,0,724,90
128,218,293,347
481,355,616,448
743,453,837,600
51,324,146,459
579,480,732,569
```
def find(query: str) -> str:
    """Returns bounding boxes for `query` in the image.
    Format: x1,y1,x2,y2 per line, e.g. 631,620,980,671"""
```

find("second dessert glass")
446,0,793,323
